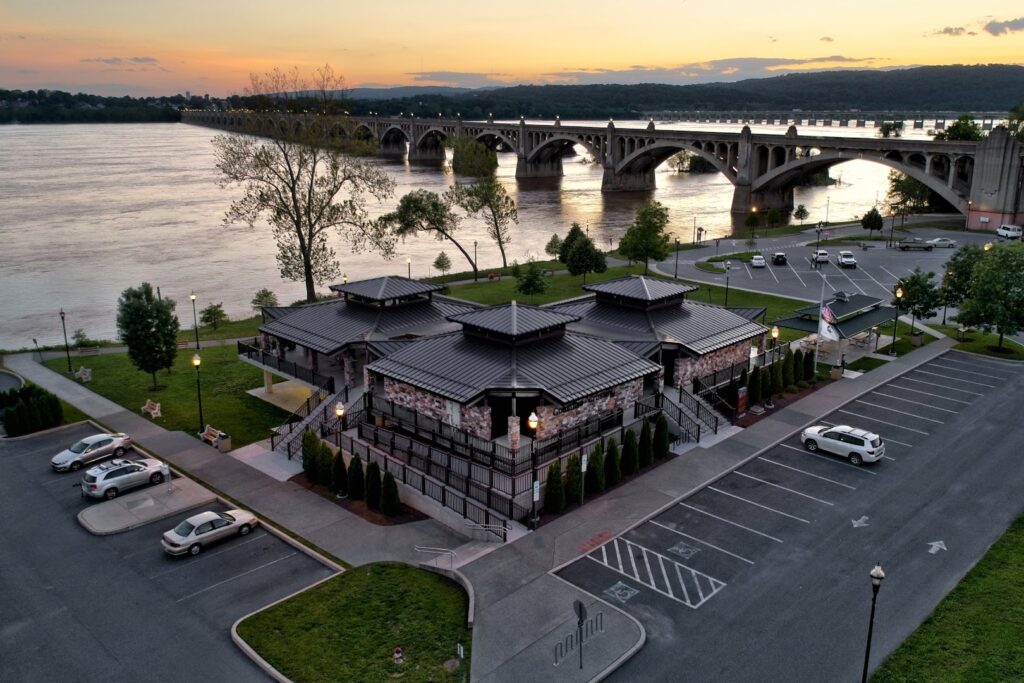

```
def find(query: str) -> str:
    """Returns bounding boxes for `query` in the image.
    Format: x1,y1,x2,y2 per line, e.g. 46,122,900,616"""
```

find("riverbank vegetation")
1,89,186,124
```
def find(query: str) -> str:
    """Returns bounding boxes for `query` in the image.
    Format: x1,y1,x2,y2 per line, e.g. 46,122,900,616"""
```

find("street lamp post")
527,411,540,528
770,325,780,361
888,207,898,248
815,223,823,269
966,199,973,231
192,353,205,433
724,261,732,307
824,196,830,226
941,270,952,325
406,257,411,279
674,239,680,279
59,308,72,373
189,291,200,351
474,241,478,282
861,563,886,683
334,401,346,432
891,286,903,356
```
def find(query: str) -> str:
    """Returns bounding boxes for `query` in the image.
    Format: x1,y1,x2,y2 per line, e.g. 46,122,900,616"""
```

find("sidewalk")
78,476,215,535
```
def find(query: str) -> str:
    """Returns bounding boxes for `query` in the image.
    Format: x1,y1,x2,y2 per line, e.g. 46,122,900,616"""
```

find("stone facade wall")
674,339,756,387
376,375,492,440
535,378,644,441
460,404,492,441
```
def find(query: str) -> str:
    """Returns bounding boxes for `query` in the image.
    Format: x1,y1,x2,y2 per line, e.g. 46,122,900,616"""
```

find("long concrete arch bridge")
182,111,1023,228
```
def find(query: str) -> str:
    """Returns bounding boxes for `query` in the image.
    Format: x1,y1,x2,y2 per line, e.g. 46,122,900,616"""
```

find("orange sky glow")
2,1,1023,96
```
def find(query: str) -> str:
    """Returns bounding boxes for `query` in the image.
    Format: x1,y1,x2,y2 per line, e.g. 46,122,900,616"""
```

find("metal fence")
694,344,785,390
675,385,720,434
657,394,702,443
237,339,336,394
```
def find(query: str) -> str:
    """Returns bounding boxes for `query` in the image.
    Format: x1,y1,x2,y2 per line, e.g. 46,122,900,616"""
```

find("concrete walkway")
78,476,215,535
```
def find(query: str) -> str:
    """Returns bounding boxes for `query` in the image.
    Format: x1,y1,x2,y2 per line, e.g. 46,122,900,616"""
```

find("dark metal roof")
773,306,897,339
447,301,580,339
614,340,661,358
367,331,660,404
794,292,884,319
328,276,442,300
726,307,767,323
583,275,697,303
261,306,295,322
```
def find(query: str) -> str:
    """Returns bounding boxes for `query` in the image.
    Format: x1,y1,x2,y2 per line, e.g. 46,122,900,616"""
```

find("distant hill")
348,86,479,100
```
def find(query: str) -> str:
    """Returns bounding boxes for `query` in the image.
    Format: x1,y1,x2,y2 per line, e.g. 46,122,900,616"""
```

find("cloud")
404,71,519,88
984,17,1024,35
820,36,834,42
931,26,969,36
129,56,158,64
82,56,161,67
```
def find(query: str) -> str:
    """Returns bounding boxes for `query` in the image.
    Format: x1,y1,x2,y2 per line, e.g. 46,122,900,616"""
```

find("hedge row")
301,431,399,515
1,385,63,437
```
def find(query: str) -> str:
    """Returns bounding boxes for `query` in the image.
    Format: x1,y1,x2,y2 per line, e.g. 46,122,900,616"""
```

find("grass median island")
932,324,1024,361
237,563,471,683
446,263,649,305
43,345,288,447
872,515,1024,682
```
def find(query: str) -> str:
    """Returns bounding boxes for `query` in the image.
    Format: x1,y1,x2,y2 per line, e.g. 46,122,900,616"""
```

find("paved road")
556,350,1024,681
0,423,334,683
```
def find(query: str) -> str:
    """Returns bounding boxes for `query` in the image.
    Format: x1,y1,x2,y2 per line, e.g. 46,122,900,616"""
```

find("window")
445,400,461,428
195,522,214,535
211,518,230,529
822,431,839,440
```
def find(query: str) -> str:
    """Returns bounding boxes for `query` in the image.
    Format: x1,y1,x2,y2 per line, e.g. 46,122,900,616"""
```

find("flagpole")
814,273,826,371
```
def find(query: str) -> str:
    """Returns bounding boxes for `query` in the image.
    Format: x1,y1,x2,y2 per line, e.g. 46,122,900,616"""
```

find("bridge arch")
614,141,737,183
352,123,377,142
526,134,603,165
414,127,447,150
474,131,518,154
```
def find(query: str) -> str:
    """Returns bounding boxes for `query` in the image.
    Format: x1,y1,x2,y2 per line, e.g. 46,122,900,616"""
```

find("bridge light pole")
966,199,972,231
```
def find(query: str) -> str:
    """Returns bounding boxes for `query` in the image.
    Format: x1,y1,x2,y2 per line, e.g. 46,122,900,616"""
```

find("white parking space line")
945,352,1021,370
679,503,784,543
836,409,930,434
176,552,297,603
820,421,914,448
878,265,903,284
834,266,866,294
913,369,995,388
779,443,879,473
766,264,779,284
871,391,959,413
928,363,1009,381
854,400,945,424
887,384,973,404
858,267,895,296
708,486,811,523
899,376,983,396
757,456,856,490
743,263,752,279
787,263,807,287
732,471,834,506
649,520,755,565
149,532,270,578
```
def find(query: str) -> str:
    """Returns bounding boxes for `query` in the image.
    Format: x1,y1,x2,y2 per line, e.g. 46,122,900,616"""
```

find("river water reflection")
0,120,932,348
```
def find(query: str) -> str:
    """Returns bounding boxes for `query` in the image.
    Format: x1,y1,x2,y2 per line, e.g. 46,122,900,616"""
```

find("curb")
418,562,476,627
76,488,216,536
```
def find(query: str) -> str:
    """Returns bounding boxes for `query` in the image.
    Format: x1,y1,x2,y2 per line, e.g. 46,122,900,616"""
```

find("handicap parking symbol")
668,541,701,560
604,581,640,604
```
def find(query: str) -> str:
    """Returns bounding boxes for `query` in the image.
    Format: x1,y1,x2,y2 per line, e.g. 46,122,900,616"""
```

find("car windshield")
69,440,89,454
173,520,195,536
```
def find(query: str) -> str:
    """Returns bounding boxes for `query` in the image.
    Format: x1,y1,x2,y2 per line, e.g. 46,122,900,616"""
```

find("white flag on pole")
818,303,841,342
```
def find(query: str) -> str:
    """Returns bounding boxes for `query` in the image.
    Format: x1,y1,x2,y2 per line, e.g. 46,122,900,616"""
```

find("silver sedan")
161,509,259,556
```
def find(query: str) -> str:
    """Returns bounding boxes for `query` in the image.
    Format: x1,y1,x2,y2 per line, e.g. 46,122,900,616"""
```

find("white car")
800,425,885,465
813,249,830,263
51,433,133,472
836,251,857,268
81,458,166,500
996,224,1022,240
161,509,259,556
751,254,767,268
926,237,958,248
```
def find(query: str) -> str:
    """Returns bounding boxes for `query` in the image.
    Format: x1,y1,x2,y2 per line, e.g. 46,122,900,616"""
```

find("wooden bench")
176,339,190,349
141,399,162,419
78,346,100,356
199,425,231,452
73,366,92,383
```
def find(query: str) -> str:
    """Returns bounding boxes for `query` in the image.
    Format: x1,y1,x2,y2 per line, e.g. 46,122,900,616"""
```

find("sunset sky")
2,1,1023,96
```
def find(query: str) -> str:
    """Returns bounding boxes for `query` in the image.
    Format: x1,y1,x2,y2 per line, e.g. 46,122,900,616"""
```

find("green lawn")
706,251,761,263
931,324,1024,361
43,345,288,447
178,315,263,344
446,263,650,305
883,322,938,356
237,563,471,683
847,356,889,372
680,280,811,342
872,514,1024,682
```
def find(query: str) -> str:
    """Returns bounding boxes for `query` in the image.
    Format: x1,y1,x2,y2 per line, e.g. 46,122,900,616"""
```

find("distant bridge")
182,111,1023,227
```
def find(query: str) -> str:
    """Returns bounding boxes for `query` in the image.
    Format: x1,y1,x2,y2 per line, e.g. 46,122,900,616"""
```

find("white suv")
813,249,829,263
836,251,857,268
800,425,885,465
996,224,1022,240
81,458,166,499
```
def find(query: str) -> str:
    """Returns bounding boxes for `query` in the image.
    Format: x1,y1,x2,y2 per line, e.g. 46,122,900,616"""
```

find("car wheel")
804,439,818,452
189,544,202,556
239,524,251,536
114,447,126,457
849,453,863,466
70,460,82,472
150,472,164,485
104,487,119,500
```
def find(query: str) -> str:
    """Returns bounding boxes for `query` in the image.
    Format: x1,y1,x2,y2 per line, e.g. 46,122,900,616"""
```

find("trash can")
215,434,232,453
830,365,843,380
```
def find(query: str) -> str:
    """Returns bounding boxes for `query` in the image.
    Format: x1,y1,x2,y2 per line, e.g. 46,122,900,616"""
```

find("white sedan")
51,432,133,472
161,509,259,556
751,255,767,268
926,237,958,248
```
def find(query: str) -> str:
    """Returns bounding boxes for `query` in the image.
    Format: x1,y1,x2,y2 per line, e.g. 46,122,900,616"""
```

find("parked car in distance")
836,251,858,268
161,509,258,556
898,237,934,251
996,224,1022,240
751,254,767,268
926,237,958,248
772,252,788,266
51,433,133,472
81,458,166,500
800,425,885,465
813,249,830,263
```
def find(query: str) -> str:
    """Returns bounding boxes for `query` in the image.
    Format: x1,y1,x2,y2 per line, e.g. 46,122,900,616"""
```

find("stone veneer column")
507,415,521,453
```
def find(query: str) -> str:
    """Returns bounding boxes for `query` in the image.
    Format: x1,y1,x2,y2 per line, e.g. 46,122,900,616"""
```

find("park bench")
78,346,100,356
176,340,190,349
199,425,231,452
73,366,92,383
141,399,162,419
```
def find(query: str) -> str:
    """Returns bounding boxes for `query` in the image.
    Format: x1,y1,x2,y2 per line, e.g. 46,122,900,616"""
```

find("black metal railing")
531,410,624,464
693,344,785,391
658,394,702,443
237,340,335,394
676,385,720,434
694,378,735,422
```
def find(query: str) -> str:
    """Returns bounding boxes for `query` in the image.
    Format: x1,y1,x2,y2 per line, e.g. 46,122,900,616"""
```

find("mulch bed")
288,473,428,526
734,378,835,428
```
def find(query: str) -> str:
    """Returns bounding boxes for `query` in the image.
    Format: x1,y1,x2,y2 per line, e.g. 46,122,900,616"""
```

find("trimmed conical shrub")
331,450,348,494
793,349,805,383
639,420,654,468
654,414,670,460
585,443,606,495
605,438,621,487
621,429,639,476
317,443,333,488
365,461,382,510
348,453,365,500
301,430,319,482
761,368,772,404
783,347,795,387
749,366,762,405
804,350,816,383
381,471,400,516
543,460,565,514
565,453,583,506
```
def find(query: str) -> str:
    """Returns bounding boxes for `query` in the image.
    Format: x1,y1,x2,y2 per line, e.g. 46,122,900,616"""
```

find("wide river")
0,120,934,349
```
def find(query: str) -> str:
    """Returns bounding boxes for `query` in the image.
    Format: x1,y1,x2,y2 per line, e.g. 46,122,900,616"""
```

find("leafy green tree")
199,302,227,330
515,259,548,298
793,205,809,224
887,171,932,212
545,234,563,259
365,460,382,510
653,414,670,461
861,207,884,233
621,429,639,476
251,288,279,313
213,66,396,303
748,366,762,405
566,235,607,283
301,430,319,483
765,207,783,230
585,443,606,494
604,438,621,487
380,189,475,279
638,420,654,468
544,460,565,514
942,244,984,308
894,267,941,333
957,242,1024,348
347,453,365,499
782,347,795,386
744,211,761,231
331,449,348,494
116,282,180,388
879,121,903,138
1008,101,1024,141
565,453,583,506
619,201,671,274
934,114,984,141
452,175,518,267
450,135,497,176
558,223,587,263
433,251,452,281
381,471,401,515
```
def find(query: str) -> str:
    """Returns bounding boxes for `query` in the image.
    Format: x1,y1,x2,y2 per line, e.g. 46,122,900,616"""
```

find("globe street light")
334,401,346,431
406,257,412,279
674,238,680,279
192,353,205,434
966,199,972,231
59,308,72,373
528,411,540,528
984,242,993,251
724,261,732,307
861,563,886,683
890,286,903,356
770,325,780,360
189,291,200,351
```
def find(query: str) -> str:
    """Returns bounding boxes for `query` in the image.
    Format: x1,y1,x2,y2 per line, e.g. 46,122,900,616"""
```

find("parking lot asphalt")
555,350,1024,681
0,423,335,683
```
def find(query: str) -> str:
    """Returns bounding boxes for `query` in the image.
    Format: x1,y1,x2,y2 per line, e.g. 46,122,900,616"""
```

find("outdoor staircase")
664,384,729,435
271,387,347,459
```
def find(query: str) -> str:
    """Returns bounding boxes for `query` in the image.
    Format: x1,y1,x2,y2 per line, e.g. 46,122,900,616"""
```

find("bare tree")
213,66,396,303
